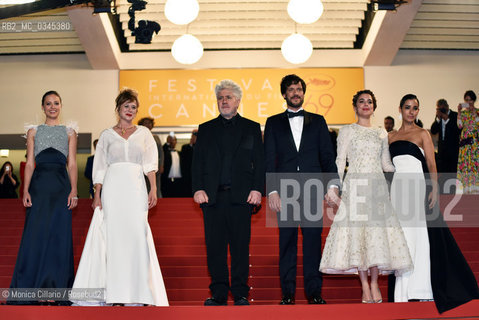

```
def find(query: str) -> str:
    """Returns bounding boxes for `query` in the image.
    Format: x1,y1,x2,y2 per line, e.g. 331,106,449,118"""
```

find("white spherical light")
281,33,313,64
0,0,35,4
165,0,200,25
171,34,204,65
287,0,324,24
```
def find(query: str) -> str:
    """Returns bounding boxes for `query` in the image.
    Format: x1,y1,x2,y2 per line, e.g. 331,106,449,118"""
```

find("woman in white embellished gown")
389,94,478,313
320,90,412,304
72,89,168,306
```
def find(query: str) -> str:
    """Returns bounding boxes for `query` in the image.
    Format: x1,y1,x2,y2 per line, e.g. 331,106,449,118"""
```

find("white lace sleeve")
142,128,159,175
65,121,79,136
380,128,395,172
336,126,351,182
92,131,107,185
23,123,38,138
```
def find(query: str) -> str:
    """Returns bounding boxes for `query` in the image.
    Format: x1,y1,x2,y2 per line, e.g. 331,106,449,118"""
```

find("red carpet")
1,195,479,318
1,302,479,320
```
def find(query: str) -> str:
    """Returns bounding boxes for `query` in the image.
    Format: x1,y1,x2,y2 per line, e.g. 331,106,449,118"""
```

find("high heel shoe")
371,287,382,303
362,290,373,303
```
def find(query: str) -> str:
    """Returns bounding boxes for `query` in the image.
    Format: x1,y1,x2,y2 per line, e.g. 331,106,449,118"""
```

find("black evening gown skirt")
427,201,479,313
8,148,74,304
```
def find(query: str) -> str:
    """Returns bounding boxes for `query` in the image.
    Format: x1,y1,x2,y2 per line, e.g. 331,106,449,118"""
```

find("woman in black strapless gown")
389,94,478,313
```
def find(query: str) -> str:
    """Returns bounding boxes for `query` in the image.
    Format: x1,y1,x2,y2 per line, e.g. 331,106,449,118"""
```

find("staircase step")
168,298,359,305
156,255,281,266
163,275,385,290
163,286,367,302
1,197,479,306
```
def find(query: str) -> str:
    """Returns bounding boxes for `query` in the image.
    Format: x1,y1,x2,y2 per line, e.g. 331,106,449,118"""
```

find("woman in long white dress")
389,94,479,313
72,89,168,306
320,90,412,304
389,94,436,303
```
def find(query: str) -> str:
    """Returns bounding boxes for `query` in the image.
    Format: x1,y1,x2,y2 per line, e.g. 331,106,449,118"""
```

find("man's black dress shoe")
279,295,295,305
308,295,326,304
204,297,227,306
234,297,250,306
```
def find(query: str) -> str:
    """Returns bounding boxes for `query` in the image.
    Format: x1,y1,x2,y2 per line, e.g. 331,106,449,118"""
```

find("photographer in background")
0,161,19,198
430,98,461,193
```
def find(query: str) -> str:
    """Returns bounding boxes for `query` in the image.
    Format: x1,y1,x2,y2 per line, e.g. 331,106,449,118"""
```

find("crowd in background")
2,89,478,199
3,78,479,311
383,90,479,194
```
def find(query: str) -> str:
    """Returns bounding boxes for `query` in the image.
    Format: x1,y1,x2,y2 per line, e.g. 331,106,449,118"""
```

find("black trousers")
202,190,251,301
279,225,323,298
162,177,183,197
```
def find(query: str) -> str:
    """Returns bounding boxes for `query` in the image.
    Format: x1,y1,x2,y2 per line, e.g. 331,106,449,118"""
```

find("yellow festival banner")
119,68,364,126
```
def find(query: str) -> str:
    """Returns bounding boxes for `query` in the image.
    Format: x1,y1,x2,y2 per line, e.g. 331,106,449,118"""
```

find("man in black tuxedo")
192,79,264,306
138,117,164,198
430,98,461,193
180,129,198,197
162,134,184,197
264,74,340,305
84,139,98,198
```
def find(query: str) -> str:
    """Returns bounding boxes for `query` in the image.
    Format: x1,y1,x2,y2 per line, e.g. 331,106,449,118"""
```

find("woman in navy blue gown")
8,91,78,304
389,94,479,313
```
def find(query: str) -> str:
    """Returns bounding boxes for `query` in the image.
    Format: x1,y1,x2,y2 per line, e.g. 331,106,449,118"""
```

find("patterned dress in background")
457,108,479,194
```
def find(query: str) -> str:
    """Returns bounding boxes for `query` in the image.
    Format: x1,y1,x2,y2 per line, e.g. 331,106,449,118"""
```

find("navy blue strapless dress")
9,147,74,303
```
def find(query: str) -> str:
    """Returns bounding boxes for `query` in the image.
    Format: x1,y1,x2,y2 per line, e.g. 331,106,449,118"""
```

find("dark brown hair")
0,161,13,175
464,90,476,102
280,74,306,96
436,98,448,108
399,94,419,109
42,90,62,105
352,89,377,111
138,117,154,126
115,88,139,113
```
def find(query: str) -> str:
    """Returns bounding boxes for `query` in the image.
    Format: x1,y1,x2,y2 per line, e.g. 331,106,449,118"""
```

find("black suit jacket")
180,144,194,196
181,144,194,180
264,110,339,190
430,110,460,172
162,143,176,179
192,115,264,205
84,155,94,197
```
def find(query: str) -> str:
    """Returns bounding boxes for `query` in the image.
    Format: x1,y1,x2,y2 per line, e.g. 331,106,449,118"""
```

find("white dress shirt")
288,108,304,151
436,110,450,140
168,149,182,179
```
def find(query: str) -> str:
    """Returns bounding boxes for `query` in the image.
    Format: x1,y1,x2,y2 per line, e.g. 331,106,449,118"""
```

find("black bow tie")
288,110,304,118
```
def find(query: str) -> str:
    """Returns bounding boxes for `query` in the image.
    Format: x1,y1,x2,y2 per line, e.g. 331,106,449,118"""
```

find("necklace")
116,124,135,135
